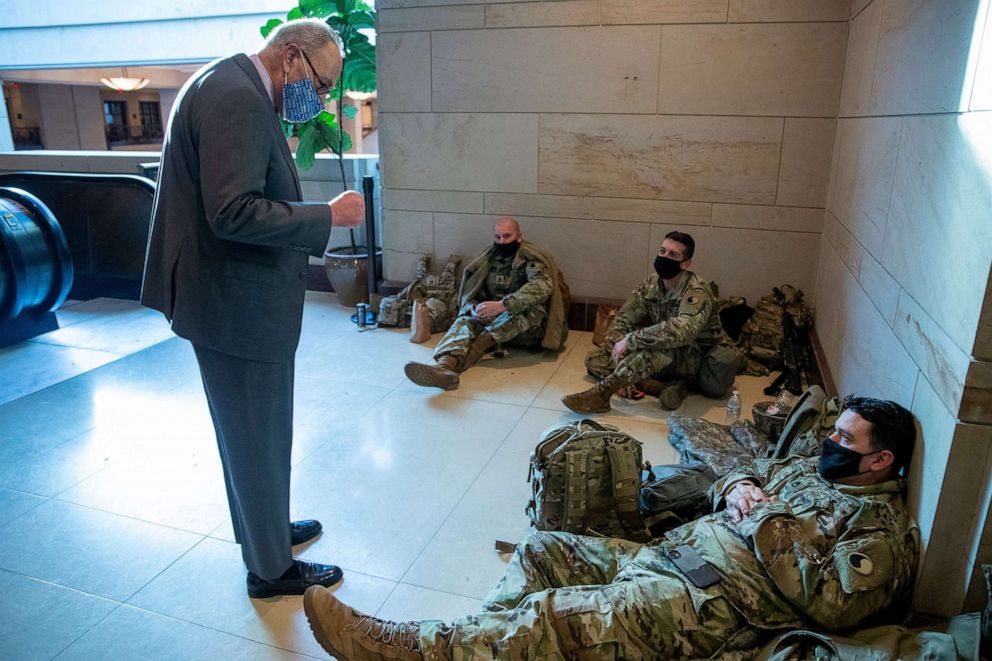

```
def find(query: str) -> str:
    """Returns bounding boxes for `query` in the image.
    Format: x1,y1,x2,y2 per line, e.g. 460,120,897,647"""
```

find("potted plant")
262,0,379,306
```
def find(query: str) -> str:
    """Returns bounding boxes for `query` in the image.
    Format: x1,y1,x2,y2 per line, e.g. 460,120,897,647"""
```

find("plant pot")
323,245,383,307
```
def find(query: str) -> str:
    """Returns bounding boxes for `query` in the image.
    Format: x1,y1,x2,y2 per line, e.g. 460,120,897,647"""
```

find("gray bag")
639,462,717,536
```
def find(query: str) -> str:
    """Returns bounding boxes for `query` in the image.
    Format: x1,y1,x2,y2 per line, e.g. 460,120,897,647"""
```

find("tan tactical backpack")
527,419,651,542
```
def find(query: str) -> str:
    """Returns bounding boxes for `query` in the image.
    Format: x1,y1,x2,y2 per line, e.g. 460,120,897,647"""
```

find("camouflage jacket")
661,456,919,632
610,271,725,352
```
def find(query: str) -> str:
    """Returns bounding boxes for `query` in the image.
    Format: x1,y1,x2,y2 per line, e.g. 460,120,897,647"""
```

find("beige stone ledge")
484,192,711,225
728,0,851,23
538,114,782,204
659,23,847,117
485,1,601,28
777,118,836,208
602,0,728,25
378,6,485,32
850,0,872,19
962,360,992,424
711,204,823,233
431,26,659,113
383,189,484,214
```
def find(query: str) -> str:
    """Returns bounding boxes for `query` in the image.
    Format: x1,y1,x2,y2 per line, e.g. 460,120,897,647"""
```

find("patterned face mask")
281,56,324,124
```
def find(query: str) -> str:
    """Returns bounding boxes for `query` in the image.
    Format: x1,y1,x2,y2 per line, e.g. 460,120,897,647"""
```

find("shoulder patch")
687,295,699,305
848,552,873,575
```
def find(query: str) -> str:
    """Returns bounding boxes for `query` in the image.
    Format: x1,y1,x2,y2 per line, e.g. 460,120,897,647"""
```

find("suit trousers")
193,342,294,579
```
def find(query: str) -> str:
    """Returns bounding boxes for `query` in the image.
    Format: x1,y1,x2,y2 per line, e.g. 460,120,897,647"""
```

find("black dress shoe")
247,559,343,598
291,519,322,545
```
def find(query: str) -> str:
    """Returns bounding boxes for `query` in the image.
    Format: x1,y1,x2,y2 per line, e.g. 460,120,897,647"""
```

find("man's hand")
610,335,630,363
725,481,777,522
472,300,506,323
329,191,365,228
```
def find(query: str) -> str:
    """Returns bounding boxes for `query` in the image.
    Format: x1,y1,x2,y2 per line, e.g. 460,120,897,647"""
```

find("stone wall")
816,0,992,615
376,0,849,305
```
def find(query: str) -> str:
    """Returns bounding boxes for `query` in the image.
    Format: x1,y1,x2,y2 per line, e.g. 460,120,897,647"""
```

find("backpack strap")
563,450,589,532
772,385,826,458
606,443,644,536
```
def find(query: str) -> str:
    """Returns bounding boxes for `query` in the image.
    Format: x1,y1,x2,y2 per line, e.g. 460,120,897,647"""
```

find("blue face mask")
281,57,324,124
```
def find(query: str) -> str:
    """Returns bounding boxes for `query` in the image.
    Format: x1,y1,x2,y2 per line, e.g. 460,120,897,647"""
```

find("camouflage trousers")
433,306,547,365
586,341,737,397
418,531,742,660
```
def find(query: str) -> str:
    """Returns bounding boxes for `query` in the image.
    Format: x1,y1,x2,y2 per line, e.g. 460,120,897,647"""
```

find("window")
139,101,162,139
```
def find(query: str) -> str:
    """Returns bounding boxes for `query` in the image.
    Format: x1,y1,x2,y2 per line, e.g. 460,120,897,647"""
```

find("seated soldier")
563,230,736,414
404,216,567,390
304,396,920,660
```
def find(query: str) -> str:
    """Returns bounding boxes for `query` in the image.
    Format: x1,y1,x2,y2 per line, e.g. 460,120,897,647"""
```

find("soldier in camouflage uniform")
563,231,734,414
404,217,568,390
304,397,919,661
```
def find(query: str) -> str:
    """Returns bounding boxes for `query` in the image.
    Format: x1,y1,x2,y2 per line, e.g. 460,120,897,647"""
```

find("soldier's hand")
329,191,365,228
611,336,629,362
726,482,777,522
473,300,506,322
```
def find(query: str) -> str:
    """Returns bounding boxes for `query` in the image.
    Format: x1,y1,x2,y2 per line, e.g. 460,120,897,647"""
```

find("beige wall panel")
970,3,992,111
376,32,431,112
825,117,901,258
431,27,659,113
893,291,971,418
823,210,863,278
379,0,537,6
914,423,992,615
978,284,992,359
378,6,484,32
838,0,883,116
380,113,538,193
72,86,106,150
383,189,484,214
851,0,873,18
381,209,434,254
904,373,949,565
883,113,992,354
962,360,992,423
603,0,728,24
37,85,81,149
648,224,819,305
857,248,900,325
711,204,823,233
813,240,919,405
432,212,497,262
485,1,600,28
384,248,429,282
659,23,847,117
777,118,837,208
484,193,711,225
728,0,851,23
538,114,782,203
870,0,981,115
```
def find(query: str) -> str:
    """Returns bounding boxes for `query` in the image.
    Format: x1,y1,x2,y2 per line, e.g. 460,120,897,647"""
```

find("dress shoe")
247,559,343,598
305,585,422,660
291,519,322,545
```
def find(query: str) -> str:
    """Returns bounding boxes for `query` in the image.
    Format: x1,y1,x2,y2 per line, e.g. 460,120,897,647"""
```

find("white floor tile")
0,342,119,406
33,303,173,354
0,487,46,526
376,583,483,623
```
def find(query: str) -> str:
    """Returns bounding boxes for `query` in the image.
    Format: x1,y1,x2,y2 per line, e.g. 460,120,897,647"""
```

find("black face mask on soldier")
817,437,883,480
493,241,521,258
654,255,684,280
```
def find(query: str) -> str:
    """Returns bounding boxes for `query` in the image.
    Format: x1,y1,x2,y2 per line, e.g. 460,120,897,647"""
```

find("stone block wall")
376,0,849,305
816,0,992,615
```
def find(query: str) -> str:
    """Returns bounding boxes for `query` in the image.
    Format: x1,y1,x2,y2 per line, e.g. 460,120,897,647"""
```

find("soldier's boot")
461,332,496,370
304,585,423,661
658,379,689,410
561,375,626,415
635,378,666,398
409,300,430,344
403,355,460,390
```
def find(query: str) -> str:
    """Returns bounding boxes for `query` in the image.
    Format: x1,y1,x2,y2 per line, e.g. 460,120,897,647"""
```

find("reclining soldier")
304,396,920,660
404,216,567,390
563,230,736,414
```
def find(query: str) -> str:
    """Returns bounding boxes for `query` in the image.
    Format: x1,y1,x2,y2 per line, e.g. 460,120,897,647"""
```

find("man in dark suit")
141,18,364,598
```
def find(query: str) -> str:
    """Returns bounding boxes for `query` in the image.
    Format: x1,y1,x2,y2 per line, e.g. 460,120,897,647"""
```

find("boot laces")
356,615,421,652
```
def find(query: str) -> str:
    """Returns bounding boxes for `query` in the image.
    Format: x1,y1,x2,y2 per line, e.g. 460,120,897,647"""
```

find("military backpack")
527,419,651,541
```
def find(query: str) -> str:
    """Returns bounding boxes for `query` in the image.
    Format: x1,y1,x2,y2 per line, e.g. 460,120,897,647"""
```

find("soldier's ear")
872,449,895,472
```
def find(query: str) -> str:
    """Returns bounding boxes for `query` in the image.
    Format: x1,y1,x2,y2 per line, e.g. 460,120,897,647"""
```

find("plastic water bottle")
726,389,742,425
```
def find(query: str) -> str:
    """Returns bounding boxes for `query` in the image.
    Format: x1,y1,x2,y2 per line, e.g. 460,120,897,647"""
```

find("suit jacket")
141,54,332,362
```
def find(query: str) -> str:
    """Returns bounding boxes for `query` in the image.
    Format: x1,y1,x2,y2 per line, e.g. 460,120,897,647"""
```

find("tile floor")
0,293,775,660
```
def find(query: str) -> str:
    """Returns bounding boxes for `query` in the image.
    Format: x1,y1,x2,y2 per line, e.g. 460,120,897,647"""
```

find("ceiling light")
100,66,150,92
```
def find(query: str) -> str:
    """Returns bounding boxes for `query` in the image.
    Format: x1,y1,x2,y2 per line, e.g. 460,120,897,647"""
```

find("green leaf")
301,0,338,17
353,1,373,11
260,18,283,38
341,105,359,119
347,10,375,28
295,121,318,171
313,111,342,153
287,6,304,20
344,57,376,93
335,0,356,14
281,119,294,139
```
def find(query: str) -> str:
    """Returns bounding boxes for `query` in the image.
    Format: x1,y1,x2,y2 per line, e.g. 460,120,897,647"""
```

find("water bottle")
726,389,742,425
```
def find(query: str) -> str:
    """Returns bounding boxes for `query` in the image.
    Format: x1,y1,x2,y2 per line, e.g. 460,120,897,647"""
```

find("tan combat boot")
461,332,496,370
561,375,626,414
658,379,689,410
305,585,422,661
404,355,460,390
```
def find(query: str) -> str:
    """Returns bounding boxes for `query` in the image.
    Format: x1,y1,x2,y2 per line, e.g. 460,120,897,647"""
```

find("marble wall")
817,0,992,615
376,0,849,305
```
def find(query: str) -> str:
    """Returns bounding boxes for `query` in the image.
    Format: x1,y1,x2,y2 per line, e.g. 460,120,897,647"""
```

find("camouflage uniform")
433,252,552,365
586,271,730,394
417,455,919,660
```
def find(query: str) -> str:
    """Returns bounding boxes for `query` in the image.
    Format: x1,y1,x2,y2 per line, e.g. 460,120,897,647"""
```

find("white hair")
266,18,344,57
